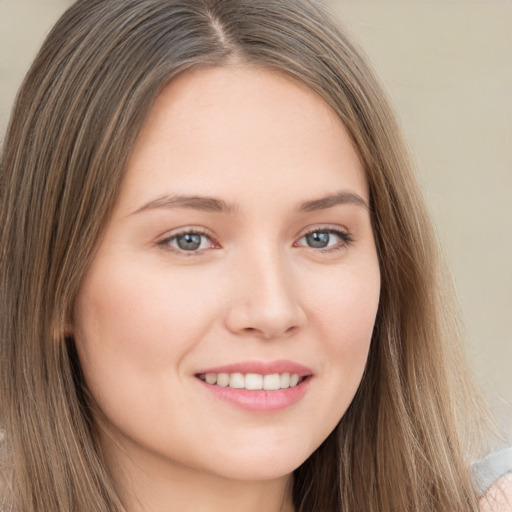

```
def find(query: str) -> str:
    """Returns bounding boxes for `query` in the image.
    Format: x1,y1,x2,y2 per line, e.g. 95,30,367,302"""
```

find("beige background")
1,1,511,427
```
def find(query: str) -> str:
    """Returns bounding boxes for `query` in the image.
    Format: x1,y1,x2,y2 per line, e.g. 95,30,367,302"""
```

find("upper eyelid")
294,226,354,249
296,224,351,238
158,226,215,242
297,224,353,241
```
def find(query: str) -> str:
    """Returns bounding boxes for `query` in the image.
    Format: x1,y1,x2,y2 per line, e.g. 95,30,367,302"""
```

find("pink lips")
195,359,312,377
195,359,313,412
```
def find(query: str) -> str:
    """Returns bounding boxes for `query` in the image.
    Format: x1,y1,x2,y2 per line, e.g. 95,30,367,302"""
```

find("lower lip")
196,377,311,412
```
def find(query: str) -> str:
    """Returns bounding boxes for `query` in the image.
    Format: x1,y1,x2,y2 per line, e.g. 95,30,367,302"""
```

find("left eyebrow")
298,191,369,212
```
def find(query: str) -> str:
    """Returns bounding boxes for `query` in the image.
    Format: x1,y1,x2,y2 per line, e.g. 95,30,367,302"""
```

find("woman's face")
73,65,380,483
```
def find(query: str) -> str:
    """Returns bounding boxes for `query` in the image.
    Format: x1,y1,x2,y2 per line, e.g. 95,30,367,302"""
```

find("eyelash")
157,228,217,256
295,226,353,252
157,226,353,256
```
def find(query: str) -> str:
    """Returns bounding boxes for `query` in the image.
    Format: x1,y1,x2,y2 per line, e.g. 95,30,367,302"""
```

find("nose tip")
225,301,305,340
224,257,306,340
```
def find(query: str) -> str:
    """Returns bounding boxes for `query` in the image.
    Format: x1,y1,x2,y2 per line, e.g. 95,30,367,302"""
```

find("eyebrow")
130,195,236,216
297,191,369,212
130,190,369,216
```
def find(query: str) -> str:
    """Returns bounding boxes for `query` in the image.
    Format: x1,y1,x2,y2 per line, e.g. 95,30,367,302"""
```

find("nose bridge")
226,242,305,338
251,245,294,310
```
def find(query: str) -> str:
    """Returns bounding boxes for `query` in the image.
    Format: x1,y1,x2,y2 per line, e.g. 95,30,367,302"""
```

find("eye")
158,229,216,254
296,228,352,251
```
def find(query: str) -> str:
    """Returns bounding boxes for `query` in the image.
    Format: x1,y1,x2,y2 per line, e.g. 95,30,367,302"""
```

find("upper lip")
195,359,313,377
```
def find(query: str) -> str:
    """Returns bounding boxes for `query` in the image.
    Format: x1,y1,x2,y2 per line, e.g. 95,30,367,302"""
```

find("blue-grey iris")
306,231,330,248
177,233,202,251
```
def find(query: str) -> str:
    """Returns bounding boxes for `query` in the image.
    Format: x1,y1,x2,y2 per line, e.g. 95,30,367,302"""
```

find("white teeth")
216,373,229,387
229,373,245,389
245,373,263,390
199,372,304,390
205,373,217,385
280,372,290,389
263,373,281,391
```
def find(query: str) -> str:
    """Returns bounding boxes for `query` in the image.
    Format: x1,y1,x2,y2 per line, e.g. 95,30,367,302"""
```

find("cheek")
304,261,379,404
310,261,380,347
71,257,218,415
71,261,225,453
74,256,217,359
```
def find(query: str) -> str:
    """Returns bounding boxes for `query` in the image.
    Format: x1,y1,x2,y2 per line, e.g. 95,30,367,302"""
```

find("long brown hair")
0,0,490,510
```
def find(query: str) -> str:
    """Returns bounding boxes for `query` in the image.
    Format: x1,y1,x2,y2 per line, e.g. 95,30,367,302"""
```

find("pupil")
306,232,329,248
177,233,201,251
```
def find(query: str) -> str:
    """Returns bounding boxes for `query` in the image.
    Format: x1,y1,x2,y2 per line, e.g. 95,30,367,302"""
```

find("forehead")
119,64,368,212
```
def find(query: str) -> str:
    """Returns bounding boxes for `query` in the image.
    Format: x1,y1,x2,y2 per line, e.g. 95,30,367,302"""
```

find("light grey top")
473,447,512,494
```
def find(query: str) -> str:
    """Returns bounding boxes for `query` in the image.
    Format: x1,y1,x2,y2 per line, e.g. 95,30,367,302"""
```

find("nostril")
244,327,271,339
242,324,299,340
285,325,298,335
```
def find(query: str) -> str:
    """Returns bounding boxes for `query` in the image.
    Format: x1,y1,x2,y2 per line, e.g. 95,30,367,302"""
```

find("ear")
63,322,74,339
52,318,74,340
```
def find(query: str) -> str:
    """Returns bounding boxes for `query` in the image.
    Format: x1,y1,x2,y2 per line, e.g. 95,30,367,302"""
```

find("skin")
480,476,512,512
73,65,381,512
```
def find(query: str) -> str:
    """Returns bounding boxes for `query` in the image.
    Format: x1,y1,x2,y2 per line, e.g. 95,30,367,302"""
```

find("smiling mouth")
196,372,308,391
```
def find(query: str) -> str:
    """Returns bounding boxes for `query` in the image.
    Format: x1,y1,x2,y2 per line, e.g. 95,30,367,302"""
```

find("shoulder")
474,447,512,512
479,474,512,512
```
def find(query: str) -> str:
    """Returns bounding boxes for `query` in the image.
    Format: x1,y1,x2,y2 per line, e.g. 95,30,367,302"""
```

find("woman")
0,0,510,511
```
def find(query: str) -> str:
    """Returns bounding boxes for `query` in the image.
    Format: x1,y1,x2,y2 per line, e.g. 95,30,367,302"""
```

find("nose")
224,248,306,340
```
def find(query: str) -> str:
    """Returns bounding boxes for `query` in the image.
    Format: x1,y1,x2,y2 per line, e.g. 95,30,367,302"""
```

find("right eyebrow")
129,194,237,216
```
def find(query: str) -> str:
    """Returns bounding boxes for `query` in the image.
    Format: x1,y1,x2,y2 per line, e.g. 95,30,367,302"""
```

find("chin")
197,440,318,482
207,459,298,483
